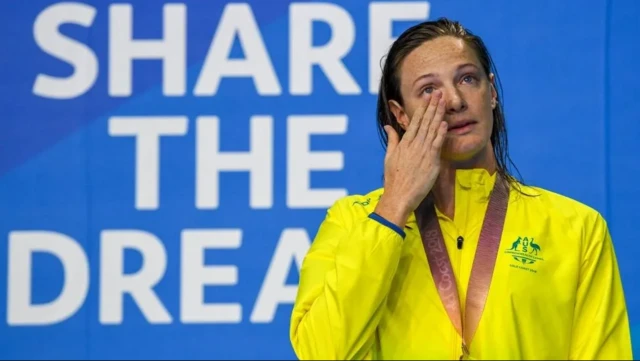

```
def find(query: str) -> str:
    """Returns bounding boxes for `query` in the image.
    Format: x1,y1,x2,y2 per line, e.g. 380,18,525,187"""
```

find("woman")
289,18,632,360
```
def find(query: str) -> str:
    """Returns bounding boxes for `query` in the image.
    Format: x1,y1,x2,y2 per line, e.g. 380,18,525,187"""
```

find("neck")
431,145,497,219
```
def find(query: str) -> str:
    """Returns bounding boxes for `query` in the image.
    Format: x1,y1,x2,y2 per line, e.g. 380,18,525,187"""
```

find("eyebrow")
412,63,480,86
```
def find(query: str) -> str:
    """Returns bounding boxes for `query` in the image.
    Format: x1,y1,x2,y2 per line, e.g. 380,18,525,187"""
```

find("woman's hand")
374,91,448,228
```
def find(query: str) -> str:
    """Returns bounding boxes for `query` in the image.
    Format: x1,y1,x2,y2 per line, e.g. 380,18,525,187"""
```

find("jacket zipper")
452,232,464,359
458,234,466,359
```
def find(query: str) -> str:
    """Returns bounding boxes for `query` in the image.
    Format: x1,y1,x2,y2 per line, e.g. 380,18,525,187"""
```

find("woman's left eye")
462,75,475,83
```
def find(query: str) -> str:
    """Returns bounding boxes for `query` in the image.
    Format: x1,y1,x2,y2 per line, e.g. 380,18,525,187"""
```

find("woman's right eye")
423,87,434,94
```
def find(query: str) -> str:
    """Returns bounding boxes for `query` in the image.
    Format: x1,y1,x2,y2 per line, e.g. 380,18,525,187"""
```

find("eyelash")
422,74,477,94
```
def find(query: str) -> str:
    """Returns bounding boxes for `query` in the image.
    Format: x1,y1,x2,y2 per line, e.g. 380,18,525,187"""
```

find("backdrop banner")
0,0,638,359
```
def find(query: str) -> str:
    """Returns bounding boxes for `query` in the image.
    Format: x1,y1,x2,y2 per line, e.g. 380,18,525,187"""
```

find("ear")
388,99,410,131
489,73,498,109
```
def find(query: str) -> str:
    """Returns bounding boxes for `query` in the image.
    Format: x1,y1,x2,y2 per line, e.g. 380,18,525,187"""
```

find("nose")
443,86,467,113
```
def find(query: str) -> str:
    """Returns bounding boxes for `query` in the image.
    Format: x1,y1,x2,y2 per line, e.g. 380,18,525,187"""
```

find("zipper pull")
460,342,470,359
457,236,464,250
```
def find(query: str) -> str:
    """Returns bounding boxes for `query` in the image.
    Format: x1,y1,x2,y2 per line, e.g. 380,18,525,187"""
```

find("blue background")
1,0,638,359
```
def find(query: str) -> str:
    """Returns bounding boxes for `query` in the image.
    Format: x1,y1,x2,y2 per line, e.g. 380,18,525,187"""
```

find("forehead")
399,36,481,80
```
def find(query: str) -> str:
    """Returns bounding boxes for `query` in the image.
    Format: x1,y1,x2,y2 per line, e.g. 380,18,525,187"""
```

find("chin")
441,137,488,163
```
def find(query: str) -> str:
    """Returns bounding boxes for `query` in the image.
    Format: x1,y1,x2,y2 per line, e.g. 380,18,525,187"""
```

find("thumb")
384,125,399,153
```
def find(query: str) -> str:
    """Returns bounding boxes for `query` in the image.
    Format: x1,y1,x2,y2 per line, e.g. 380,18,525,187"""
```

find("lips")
447,120,477,135
448,120,477,130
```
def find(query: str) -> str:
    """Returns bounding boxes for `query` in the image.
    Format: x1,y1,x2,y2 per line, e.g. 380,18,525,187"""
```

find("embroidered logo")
505,236,544,273
352,198,371,206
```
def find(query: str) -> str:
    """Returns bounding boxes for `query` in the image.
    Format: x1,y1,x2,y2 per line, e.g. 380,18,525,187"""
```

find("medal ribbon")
416,177,509,357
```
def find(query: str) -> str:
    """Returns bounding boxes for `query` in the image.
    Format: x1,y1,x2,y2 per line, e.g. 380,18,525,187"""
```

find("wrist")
373,196,412,229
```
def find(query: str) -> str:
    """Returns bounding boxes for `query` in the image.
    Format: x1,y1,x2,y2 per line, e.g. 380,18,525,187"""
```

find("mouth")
447,120,477,135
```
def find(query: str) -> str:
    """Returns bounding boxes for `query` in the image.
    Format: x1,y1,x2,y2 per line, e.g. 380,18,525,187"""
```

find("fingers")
402,98,428,141
425,97,446,145
432,120,448,151
416,91,443,143
384,125,399,154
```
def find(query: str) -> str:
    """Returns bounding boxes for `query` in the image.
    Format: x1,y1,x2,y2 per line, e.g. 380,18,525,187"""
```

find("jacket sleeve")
569,213,633,360
289,198,406,360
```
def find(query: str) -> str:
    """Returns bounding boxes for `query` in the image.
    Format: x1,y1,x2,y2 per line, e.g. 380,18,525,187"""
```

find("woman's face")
389,36,497,163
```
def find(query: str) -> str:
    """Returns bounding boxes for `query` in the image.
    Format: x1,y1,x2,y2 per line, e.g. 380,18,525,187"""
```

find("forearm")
290,215,405,360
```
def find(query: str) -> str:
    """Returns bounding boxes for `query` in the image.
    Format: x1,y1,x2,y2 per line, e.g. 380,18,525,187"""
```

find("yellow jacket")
290,169,633,360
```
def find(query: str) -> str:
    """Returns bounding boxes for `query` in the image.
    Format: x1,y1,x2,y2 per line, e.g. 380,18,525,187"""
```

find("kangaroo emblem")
509,237,521,251
529,239,541,255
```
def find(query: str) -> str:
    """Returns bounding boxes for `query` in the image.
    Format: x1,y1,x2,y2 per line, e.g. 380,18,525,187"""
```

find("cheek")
466,90,494,135
472,88,494,117
405,104,419,121
403,102,423,124
483,106,495,135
